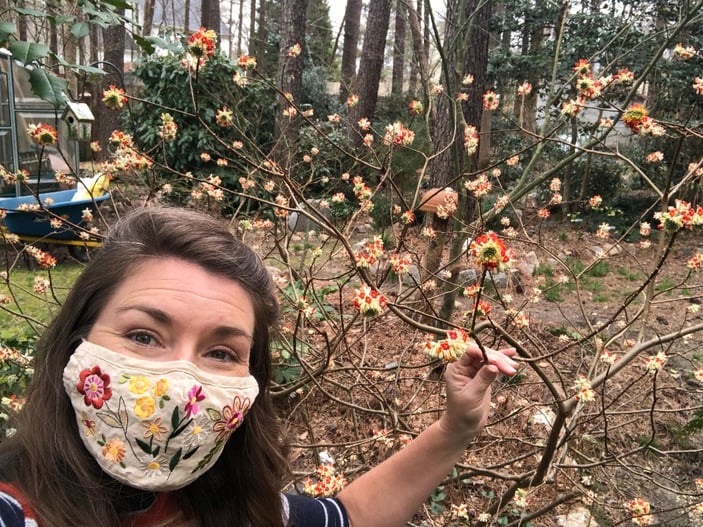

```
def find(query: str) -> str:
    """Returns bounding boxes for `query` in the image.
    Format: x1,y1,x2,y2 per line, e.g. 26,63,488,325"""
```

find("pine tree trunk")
92,18,125,163
143,0,155,37
407,1,428,95
273,0,308,167
349,0,392,148
339,0,362,103
201,0,221,39
391,0,406,97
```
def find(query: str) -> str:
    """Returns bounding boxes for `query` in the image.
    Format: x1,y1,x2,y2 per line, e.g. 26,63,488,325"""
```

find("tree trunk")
47,0,60,69
273,0,308,167
89,25,99,65
256,0,268,71
391,0,406,97
463,0,492,173
185,0,191,32
201,0,221,39
407,0,428,96
339,0,362,103
237,0,244,56
92,18,125,163
143,0,155,37
249,0,257,53
349,0,392,148
421,0,462,324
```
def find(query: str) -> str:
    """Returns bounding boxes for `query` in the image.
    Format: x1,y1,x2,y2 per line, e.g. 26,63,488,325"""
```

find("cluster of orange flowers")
423,328,473,362
353,286,387,317
469,231,515,271
302,463,347,498
653,199,703,231
27,123,57,146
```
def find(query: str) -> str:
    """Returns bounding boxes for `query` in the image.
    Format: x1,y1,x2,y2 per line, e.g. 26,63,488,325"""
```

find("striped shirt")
0,483,348,527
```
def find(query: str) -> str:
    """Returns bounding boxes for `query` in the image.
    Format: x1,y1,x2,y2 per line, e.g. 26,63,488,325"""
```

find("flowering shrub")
3,7,703,525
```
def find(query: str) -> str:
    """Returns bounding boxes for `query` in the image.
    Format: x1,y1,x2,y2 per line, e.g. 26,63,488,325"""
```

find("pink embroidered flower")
213,395,251,442
185,385,205,417
77,366,113,409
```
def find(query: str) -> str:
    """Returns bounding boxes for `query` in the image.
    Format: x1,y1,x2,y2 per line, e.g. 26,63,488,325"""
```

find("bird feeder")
418,187,458,213
62,101,95,141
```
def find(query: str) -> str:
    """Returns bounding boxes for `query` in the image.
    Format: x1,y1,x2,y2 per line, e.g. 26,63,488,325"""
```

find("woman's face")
87,257,256,377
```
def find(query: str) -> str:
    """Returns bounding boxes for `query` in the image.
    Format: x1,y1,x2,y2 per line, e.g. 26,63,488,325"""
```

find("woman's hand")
439,343,518,443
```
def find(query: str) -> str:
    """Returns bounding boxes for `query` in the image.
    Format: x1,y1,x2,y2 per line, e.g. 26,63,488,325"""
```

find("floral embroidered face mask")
62,340,260,491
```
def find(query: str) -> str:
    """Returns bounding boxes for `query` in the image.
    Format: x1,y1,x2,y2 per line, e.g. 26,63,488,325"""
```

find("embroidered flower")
102,438,126,463
184,415,210,449
141,453,170,478
185,385,206,417
76,366,113,409
134,396,156,419
142,417,168,442
129,375,151,394
152,378,170,397
79,411,97,437
213,395,251,442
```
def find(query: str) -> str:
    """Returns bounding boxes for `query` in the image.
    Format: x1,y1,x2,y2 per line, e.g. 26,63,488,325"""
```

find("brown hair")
0,207,287,527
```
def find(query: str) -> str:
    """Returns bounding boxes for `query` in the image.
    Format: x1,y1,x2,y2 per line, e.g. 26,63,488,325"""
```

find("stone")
401,265,422,286
457,268,478,286
555,506,600,527
491,272,509,289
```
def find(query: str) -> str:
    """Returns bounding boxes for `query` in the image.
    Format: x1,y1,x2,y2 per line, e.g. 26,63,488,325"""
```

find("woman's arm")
336,343,517,527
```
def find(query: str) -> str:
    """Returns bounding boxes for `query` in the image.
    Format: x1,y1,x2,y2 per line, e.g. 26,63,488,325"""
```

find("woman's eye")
129,332,155,346
207,349,237,362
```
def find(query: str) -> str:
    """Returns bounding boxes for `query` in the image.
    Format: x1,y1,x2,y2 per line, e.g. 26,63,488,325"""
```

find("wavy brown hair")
0,207,288,527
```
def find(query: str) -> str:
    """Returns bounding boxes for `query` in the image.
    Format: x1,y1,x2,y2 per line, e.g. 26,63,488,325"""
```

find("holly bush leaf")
7,41,50,65
28,68,67,107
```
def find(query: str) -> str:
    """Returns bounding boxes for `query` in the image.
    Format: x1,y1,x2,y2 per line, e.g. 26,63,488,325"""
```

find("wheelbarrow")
0,189,110,261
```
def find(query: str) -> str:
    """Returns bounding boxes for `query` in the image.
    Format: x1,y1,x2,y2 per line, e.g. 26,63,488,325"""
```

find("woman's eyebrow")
117,304,253,340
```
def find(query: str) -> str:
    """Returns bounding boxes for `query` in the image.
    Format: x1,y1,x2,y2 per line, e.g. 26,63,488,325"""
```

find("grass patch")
587,260,610,277
617,267,640,281
593,294,610,302
534,264,554,277
567,257,610,278
583,277,605,293
0,264,83,344
655,277,677,296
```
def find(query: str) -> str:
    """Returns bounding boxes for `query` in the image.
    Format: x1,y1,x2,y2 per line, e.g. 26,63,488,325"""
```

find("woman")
0,207,517,526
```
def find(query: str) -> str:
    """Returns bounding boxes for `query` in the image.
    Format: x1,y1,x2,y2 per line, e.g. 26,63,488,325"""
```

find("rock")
589,245,605,257
555,506,600,527
287,200,332,232
287,210,319,233
491,272,509,289
457,268,478,286
401,265,422,286
517,260,536,278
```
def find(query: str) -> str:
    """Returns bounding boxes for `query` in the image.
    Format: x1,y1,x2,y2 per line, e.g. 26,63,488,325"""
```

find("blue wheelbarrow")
0,189,110,261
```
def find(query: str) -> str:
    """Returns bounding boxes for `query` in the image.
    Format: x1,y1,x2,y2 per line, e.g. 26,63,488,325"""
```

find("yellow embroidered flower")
128,375,151,394
152,378,170,397
134,396,156,418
